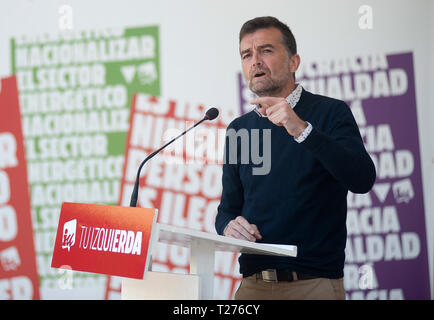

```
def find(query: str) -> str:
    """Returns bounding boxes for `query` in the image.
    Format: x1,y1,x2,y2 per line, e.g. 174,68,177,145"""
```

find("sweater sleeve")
301,101,376,194
215,122,245,236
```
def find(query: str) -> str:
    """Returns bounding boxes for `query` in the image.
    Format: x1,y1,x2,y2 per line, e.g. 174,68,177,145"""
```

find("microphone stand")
129,116,209,207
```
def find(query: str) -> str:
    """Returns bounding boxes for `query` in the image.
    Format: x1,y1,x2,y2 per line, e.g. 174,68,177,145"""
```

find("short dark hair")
239,16,297,56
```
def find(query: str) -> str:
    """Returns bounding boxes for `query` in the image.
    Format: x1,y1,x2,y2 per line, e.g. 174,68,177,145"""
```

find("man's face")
240,27,297,97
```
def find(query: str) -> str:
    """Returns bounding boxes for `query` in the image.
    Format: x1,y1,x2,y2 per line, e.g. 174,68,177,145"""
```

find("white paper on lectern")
260,243,297,251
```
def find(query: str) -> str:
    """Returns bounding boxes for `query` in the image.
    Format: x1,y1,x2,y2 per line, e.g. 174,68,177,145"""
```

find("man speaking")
215,16,376,300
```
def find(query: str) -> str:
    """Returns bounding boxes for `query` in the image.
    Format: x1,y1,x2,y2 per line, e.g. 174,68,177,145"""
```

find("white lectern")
121,223,297,300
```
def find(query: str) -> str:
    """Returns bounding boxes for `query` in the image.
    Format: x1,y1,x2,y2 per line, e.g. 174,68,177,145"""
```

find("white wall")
0,0,432,299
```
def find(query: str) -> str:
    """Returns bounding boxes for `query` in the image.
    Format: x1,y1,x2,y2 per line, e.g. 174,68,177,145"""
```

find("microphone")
204,107,219,120
129,107,219,207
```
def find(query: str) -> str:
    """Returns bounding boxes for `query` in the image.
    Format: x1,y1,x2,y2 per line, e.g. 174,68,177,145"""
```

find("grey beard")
249,81,282,97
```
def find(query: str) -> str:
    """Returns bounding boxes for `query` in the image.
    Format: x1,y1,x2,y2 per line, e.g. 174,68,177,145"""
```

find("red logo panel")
51,202,157,279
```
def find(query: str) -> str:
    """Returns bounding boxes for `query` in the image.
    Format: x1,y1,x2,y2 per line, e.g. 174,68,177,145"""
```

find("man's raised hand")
250,96,307,138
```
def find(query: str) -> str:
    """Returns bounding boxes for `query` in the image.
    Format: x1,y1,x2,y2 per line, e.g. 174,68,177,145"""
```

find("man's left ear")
290,54,301,73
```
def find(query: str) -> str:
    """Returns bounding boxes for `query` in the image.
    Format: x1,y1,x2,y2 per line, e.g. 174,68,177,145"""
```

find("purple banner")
237,52,430,299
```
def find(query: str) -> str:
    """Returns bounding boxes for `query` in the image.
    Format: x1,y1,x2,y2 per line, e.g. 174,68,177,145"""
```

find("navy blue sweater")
215,88,376,278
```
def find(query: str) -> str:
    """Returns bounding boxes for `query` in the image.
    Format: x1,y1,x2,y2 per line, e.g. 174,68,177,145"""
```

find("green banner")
11,25,160,298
